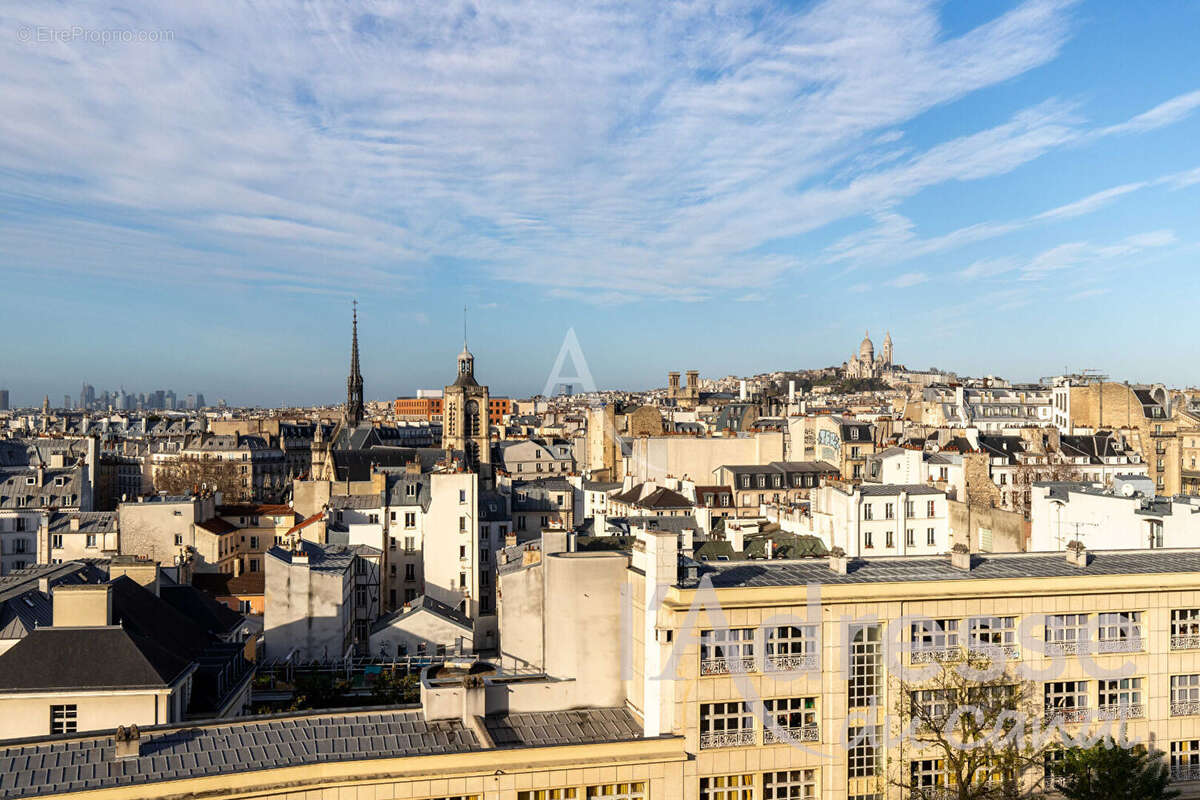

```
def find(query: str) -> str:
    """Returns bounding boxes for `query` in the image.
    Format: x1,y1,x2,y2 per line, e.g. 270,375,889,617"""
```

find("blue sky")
2,0,1199,407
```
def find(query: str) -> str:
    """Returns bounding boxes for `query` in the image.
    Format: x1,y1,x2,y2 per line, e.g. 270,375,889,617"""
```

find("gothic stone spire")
345,300,364,427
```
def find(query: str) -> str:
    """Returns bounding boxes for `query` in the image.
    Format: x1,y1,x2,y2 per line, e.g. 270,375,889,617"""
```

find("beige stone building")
443,344,492,467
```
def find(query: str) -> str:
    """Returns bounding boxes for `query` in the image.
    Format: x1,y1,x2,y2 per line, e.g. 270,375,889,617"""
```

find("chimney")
727,522,744,554
113,725,141,759
53,583,113,627
1066,540,1088,568
788,380,796,403
109,556,160,597
69,517,81,532
505,532,517,548
828,546,849,575
764,538,774,560
739,380,747,401
950,543,972,571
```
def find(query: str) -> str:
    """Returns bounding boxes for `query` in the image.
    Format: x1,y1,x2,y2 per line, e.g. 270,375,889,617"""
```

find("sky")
2,0,1199,407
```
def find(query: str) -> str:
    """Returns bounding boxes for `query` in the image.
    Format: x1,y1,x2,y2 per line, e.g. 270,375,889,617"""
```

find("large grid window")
1172,741,1200,782
763,770,817,800
1044,751,1066,790
910,619,959,663
1098,677,1143,720
910,759,948,791
1171,675,1200,716
586,784,645,800
49,704,76,735
849,625,882,708
700,775,752,800
1097,611,1143,652
1045,614,1088,655
700,629,755,675
967,616,1018,658
700,702,754,749
1172,609,1200,650
1044,681,1088,723
520,791,577,800
763,697,817,743
847,726,880,779
765,625,818,671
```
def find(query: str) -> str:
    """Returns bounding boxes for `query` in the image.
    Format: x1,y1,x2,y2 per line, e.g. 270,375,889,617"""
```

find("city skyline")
4,1,1200,403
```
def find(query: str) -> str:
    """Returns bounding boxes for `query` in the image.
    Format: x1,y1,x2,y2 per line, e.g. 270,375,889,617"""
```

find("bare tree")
890,654,1050,800
155,456,248,501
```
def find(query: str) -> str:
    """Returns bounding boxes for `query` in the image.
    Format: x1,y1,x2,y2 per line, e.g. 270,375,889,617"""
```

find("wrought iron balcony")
1044,706,1090,724
1046,641,1084,657
763,724,819,744
699,729,755,749
1171,764,1200,782
700,655,755,676
1172,634,1200,651
1096,637,1143,654
1171,700,1200,717
1095,703,1144,720
910,645,961,664
765,653,819,672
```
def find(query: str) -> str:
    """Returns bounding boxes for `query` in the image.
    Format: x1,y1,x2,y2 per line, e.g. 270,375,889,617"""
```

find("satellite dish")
1121,482,1136,497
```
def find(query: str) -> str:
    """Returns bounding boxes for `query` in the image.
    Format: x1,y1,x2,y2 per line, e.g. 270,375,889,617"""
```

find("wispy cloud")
888,272,929,288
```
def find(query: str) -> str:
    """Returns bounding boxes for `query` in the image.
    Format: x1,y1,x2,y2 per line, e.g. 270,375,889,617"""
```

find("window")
1166,607,1200,651
459,545,467,559
1172,675,1200,716
404,589,417,602
905,500,914,516
763,770,817,800
459,572,466,588
762,697,817,744
250,536,259,549
51,534,63,549
885,531,893,548
249,559,259,573
1097,611,1142,652
700,776,753,800
862,503,873,521
404,536,415,553
766,625,817,671
905,528,914,547
174,534,184,546
356,587,367,606
50,704,77,734
586,784,645,800
848,625,882,708
459,489,467,503
911,619,959,661
967,616,1017,658
700,628,755,675
699,702,753,749
757,475,766,488
404,512,416,528
927,500,936,516
1171,741,1200,782
1045,614,1088,655
1044,681,1088,723
926,528,935,546
405,564,415,581
239,600,253,614
910,689,953,728
85,534,97,548
520,790,577,800
1098,677,1143,719
847,725,880,778
910,759,948,792
884,502,894,520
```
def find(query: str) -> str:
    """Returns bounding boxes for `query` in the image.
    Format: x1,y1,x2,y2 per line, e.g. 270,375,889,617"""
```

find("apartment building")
714,461,839,517
808,482,949,556
1030,478,1200,552
629,528,1200,799
787,415,876,481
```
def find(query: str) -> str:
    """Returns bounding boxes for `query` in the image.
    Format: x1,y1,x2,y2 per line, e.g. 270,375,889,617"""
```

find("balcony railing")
1171,764,1200,782
967,643,1020,661
699,729,755,749
1172,634,1200,651
1096,637,1143,654
1045,706,1090,724
1046,641,1084,657
763,724,819,744
911,645,961,664
765,653,819,672
1095,703,1144,721
700,655,755,676
1171,700,1200,717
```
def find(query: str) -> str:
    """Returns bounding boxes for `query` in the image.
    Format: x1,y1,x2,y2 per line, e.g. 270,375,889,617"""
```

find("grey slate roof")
267,540,374,573
484,707,642,748
371,594,472,634
0,709,479,799
0,627,192,692
681,549,1200,589
46,511,117,534
856,483,942,496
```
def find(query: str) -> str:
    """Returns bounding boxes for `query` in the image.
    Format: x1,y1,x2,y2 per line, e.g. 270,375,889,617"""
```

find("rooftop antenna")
463,304,468,347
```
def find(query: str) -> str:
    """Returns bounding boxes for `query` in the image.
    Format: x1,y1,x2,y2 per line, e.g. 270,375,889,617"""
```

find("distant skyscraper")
195,393,206,409
63,395,71,410
0,390,9,411
165,390,176,410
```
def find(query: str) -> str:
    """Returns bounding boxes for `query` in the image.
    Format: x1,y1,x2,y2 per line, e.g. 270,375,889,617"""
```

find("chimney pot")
1066,540,1088,568
950,543,972,571
828,546,848,575
113,725,141,759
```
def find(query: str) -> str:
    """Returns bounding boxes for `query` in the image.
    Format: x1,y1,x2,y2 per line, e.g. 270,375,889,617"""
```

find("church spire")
345,300,364,427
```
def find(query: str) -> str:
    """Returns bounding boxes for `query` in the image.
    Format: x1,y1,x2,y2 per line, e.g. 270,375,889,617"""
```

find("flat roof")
680,549,1200,589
